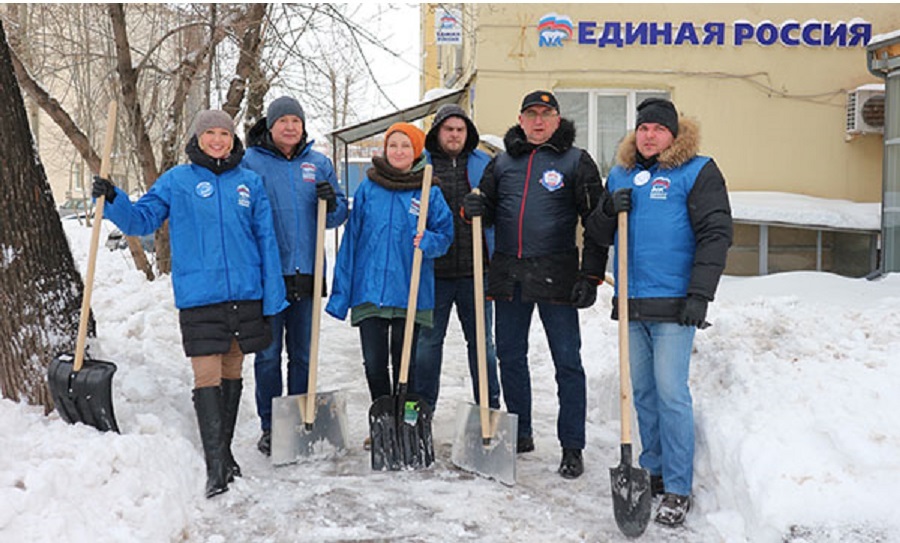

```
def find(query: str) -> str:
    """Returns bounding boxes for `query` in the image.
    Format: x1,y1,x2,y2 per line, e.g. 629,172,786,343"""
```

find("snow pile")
1,219,899,542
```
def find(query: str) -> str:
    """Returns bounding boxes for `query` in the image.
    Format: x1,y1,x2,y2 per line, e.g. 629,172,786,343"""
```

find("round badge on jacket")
540,169,564,192
634,171,651,187
195,181,215,198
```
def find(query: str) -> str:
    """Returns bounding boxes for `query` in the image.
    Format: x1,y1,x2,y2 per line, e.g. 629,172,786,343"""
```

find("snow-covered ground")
2,217,899,543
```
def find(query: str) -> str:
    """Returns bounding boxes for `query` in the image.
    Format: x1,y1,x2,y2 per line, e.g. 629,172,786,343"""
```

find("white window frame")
556,88,670,176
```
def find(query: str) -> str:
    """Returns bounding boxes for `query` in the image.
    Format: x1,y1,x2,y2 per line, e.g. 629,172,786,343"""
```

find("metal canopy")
328,87,467,146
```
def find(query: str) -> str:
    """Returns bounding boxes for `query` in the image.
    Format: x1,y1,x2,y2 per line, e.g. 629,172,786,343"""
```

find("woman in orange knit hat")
326,122,454,448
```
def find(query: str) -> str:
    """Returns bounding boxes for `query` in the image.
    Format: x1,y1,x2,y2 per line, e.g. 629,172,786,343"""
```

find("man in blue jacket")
589,97,732,526
242,96,349,456
463,91,613,480
414,104,500,413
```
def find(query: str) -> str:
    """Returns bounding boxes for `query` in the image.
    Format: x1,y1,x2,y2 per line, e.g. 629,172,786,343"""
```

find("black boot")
558,448,584,479
193,387,229,498
220,379,243,481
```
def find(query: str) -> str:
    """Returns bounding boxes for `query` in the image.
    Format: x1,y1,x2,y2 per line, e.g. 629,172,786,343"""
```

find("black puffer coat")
478,119,612,304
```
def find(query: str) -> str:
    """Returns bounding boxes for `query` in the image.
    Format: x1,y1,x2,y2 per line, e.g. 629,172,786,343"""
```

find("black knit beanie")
636,98,679,138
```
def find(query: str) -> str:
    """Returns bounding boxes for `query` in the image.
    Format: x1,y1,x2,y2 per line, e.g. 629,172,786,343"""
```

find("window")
556,89,669,178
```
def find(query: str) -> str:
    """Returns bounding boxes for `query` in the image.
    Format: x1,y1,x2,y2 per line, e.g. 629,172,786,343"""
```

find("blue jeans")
358,317,420,401
253,297,313,431
495,287,586,449
414,277,500,411
629,321,697,496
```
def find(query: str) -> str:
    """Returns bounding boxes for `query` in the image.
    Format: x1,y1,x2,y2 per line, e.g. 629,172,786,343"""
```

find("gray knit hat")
266,96,305,129
193,110,235,137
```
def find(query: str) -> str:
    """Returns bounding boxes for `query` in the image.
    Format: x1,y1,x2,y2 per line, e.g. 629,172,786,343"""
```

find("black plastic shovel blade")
48,353,119,433
610,444,651,538
368,391,434,471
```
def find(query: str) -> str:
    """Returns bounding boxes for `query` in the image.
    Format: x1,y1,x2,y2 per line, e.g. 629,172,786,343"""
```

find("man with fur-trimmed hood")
590,97,733,527
462,90,614,480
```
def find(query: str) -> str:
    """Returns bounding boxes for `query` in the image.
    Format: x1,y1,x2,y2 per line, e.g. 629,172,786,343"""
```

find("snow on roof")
730,191,880,231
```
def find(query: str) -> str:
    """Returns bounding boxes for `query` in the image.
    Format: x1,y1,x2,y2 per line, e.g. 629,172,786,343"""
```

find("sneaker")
516,436,535,453
650,475,665,497
558,448,584,479
257,430,271,457
655,493,691,526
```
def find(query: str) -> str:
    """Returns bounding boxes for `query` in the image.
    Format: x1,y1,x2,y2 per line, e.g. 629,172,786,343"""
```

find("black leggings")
358,317,420,400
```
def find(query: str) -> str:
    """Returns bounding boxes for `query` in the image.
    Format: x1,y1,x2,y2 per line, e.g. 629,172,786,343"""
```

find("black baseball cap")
520,90,560,112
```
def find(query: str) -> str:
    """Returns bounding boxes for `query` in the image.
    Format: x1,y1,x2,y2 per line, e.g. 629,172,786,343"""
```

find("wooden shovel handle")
74,101,117,372
304,197,328,424
617,211,633,444
471,189,491,441
398,165,433,386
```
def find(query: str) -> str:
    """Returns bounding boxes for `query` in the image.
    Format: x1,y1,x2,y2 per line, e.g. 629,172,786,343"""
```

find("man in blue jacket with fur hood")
242,96,349,456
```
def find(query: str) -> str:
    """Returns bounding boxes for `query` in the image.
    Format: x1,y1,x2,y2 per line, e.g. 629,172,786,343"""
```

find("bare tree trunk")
9,47,103,175
108,3,158,278
0,21,85,411
224,3,268,123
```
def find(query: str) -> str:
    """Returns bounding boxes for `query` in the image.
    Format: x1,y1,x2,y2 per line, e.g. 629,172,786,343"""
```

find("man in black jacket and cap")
463,90,615,479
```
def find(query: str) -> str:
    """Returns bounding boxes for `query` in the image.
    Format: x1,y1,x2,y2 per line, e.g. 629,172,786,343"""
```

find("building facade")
422,4,899,276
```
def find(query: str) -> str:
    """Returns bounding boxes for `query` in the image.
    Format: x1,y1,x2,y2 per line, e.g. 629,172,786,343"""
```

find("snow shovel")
271,198,349,465
47,101,120,433
610,210,651,537
368,164,435,471
450,188,517,485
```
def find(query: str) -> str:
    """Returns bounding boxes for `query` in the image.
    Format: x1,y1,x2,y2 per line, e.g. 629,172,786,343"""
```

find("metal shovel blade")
47,353,119,433
369,391,434,471
609,444,652,538
270,390,349,465
450,402,518,486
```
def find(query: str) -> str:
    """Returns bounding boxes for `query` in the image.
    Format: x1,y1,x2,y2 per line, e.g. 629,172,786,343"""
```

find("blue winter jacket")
242,120,348,277
103,144,288,317
325,160,455,321
599,117,732,321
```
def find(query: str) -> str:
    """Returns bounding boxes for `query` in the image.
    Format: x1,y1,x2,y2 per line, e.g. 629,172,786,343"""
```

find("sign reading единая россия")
537,13,873,49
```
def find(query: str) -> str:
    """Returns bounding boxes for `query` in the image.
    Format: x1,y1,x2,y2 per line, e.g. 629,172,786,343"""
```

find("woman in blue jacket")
92,110,287,499
326,123,453,436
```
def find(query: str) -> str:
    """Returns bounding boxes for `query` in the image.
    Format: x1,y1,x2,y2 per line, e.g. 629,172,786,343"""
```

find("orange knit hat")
384,122,425,159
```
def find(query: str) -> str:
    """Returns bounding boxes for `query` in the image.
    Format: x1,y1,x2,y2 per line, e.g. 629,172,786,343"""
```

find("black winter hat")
636,97,679,138
433,104,468,127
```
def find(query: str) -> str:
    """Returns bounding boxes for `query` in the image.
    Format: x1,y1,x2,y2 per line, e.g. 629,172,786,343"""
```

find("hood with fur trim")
502,118,577,158
615,117,700,170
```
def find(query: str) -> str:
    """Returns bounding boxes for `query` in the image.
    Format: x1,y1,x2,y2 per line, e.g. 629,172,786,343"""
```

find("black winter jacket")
478,119,613,304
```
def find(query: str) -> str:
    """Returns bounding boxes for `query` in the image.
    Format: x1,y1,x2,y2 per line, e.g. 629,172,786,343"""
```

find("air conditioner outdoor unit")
846,84,885,135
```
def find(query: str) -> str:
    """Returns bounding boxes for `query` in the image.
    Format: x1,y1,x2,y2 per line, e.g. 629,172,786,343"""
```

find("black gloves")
570,275,599,309
604,187,632,215
92,176,117,204
315,181,337,213
462,192,485,219
680,295,709,328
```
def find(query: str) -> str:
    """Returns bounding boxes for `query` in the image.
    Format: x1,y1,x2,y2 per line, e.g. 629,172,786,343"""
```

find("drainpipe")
868,32,900,273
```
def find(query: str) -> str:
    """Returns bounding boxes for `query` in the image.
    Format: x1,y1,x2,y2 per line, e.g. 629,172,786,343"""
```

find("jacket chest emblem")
195,181,215,198
301,162,317,183
237,184,251,207
634,170,651,186
650,178,671,200
409,196,421,217
540,169,564,192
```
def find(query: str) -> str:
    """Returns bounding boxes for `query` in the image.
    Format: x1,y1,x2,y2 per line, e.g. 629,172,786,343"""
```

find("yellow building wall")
455,3,898,203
